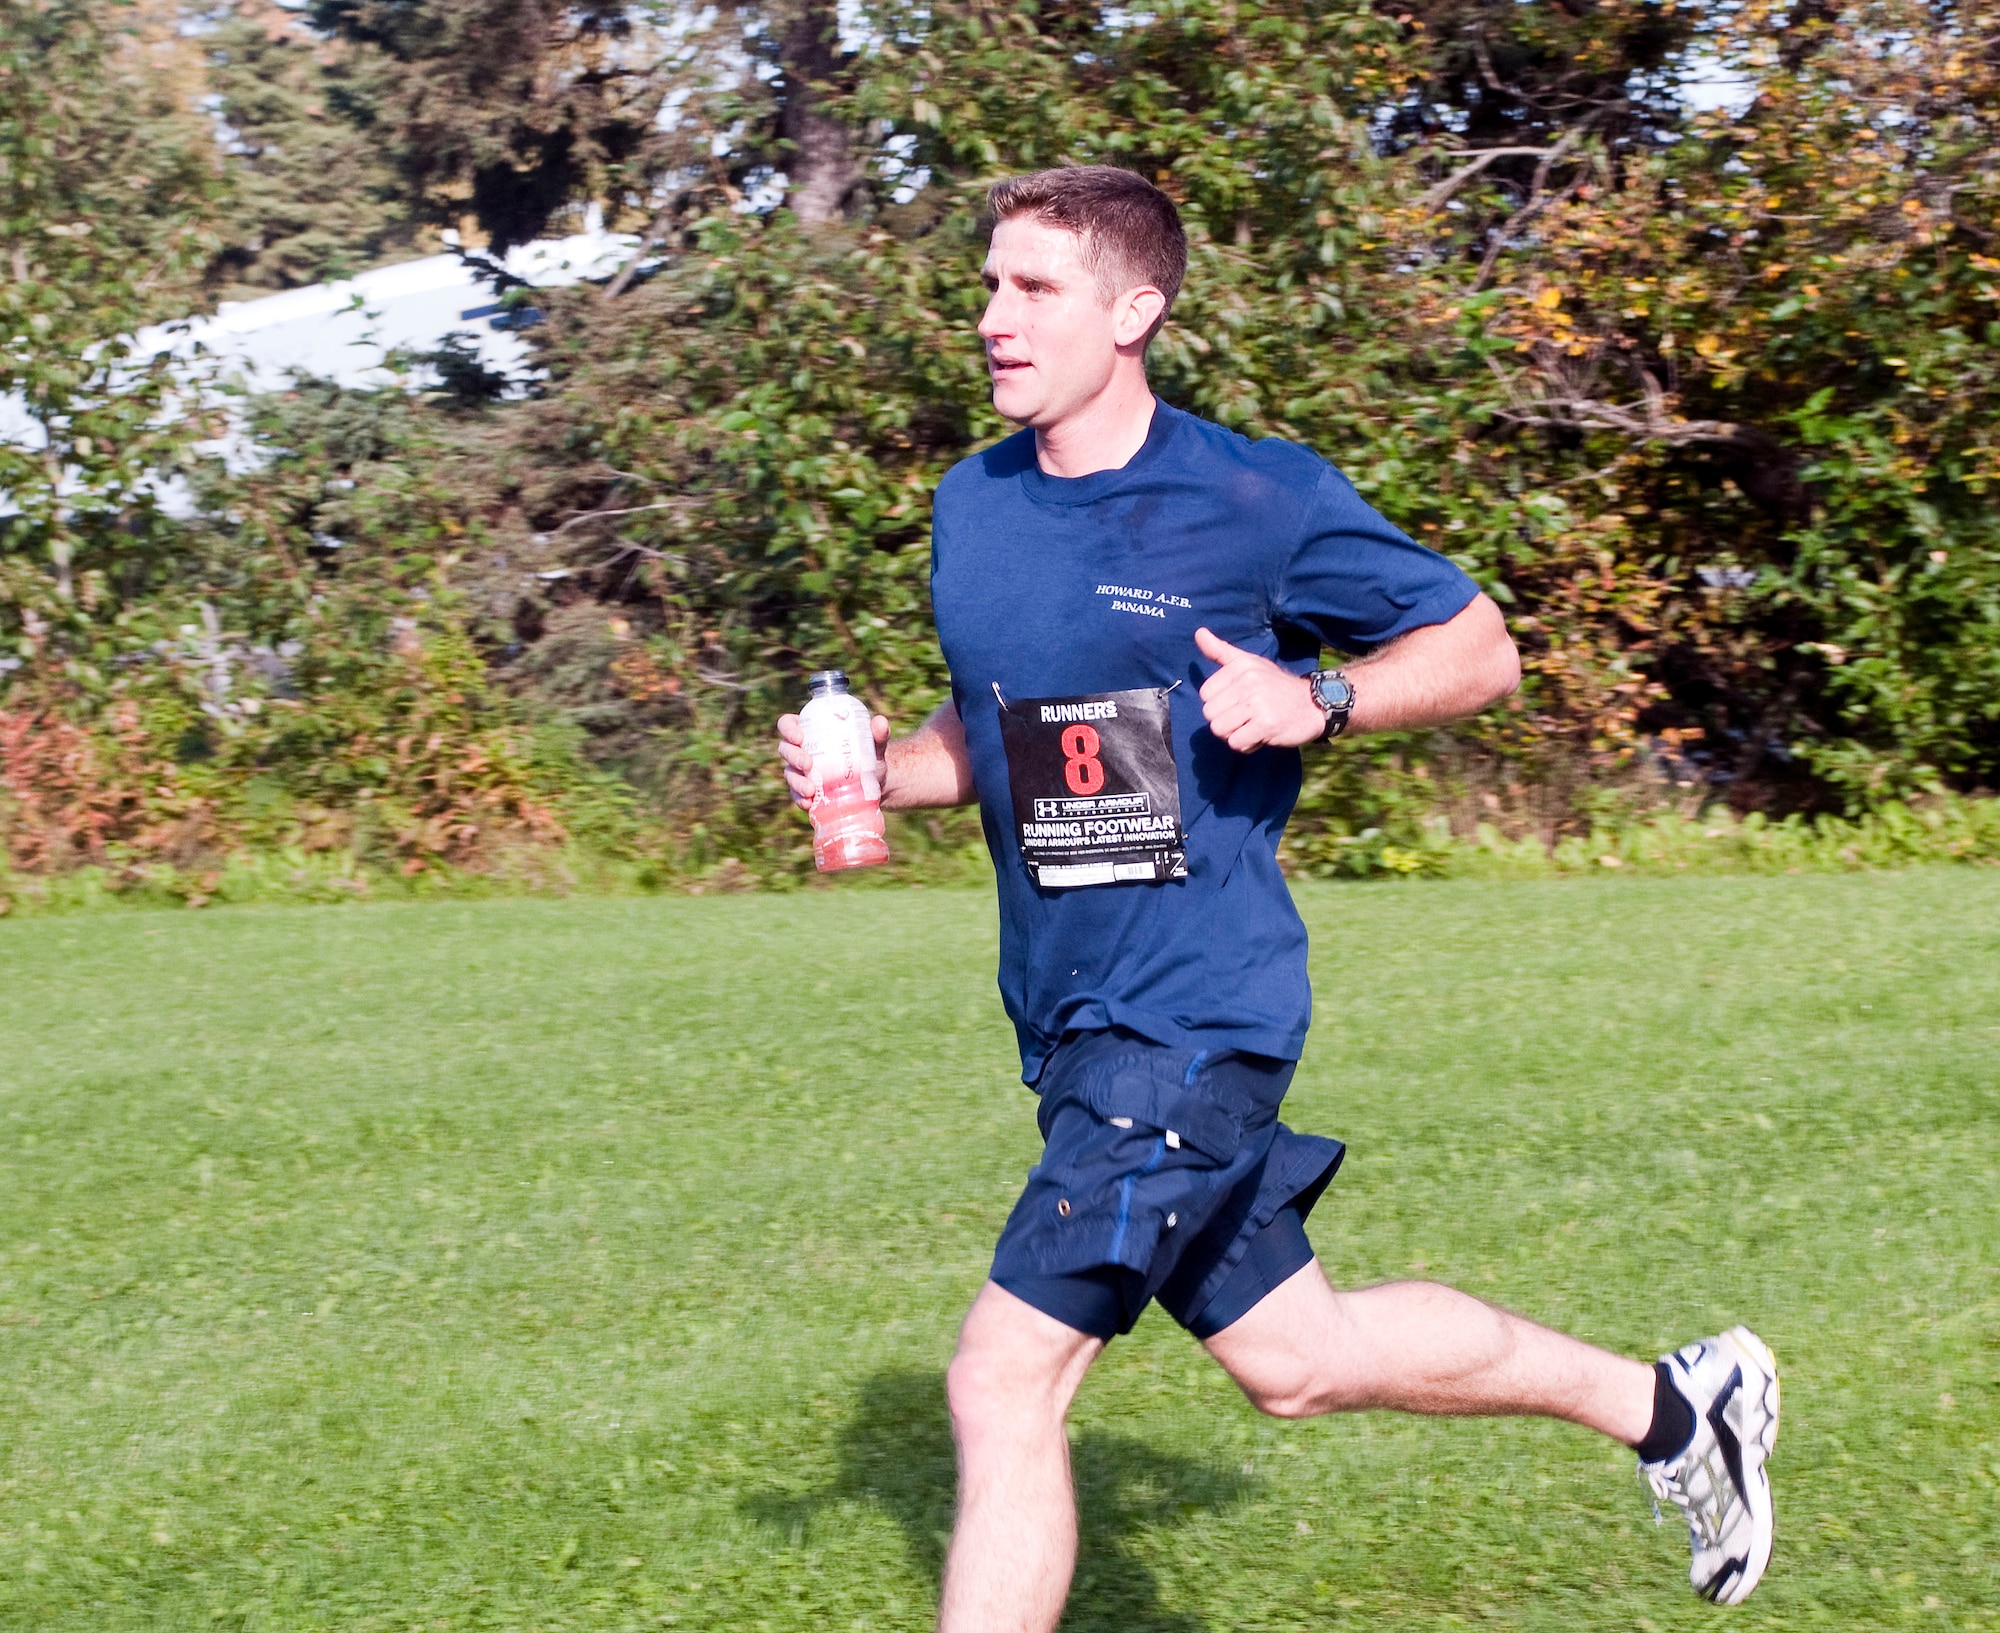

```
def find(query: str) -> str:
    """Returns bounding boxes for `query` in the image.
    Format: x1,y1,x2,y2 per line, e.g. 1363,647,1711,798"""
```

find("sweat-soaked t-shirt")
929,400,1478,1081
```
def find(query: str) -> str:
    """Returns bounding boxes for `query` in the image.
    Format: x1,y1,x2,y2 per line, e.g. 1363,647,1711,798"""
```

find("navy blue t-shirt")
930,401,1477,1081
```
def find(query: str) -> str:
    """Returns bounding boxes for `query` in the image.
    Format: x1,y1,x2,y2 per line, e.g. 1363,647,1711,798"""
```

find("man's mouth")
988,356,1030,374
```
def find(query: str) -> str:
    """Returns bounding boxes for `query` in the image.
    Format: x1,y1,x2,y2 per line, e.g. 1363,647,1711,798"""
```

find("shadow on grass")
746,1368,1257,1632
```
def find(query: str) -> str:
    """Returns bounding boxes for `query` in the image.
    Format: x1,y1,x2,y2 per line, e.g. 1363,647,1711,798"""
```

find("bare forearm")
1344,593,1519,735
884,702,977,809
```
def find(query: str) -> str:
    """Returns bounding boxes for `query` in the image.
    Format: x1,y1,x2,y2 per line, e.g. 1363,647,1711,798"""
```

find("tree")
300,0,689,250
0,0,222,665
484,0,2000,834
287,0,876,251
13,0,2000,889
775,0,862,226
1385,0,2000,803
202,0,419,294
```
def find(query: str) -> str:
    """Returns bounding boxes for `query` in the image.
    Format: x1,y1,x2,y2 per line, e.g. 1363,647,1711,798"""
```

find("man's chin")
990,382,1046,426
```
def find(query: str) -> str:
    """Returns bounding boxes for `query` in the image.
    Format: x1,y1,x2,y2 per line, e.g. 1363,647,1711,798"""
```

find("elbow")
1476,594,1521,707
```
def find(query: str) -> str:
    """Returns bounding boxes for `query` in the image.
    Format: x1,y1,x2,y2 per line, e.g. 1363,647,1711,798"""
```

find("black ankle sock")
1632,1361,1697,1463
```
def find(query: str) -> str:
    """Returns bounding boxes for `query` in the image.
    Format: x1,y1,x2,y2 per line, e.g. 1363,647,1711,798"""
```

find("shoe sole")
1712,1325,1780,1605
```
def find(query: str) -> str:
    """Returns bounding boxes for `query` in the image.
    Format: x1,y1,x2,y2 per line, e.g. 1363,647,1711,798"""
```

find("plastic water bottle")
800,670,889,872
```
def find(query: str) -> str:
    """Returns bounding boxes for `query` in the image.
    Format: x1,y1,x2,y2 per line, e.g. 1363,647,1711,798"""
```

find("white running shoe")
1640,1325,1780,1604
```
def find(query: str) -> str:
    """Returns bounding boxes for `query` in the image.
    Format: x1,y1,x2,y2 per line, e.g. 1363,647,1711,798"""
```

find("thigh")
952,1281,1105,1412
1200,1257,1348,1410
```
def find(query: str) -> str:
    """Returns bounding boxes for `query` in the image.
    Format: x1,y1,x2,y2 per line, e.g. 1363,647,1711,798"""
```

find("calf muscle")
1204,1261,1655,1444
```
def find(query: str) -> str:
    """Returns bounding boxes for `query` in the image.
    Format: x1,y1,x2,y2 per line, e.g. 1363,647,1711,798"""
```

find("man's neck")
1033,377,1157,479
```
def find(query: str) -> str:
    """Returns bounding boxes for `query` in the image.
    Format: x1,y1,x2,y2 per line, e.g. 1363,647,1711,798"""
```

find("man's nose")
976,293,1010,339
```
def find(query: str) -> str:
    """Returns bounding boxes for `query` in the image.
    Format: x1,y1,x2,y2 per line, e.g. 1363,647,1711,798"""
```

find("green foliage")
8,0,2000,888
471,0,2000,866
0,0,223,668
0,364,640,885
1282,795,2000,882
1428,0,2000,806
201,4,419,294
301,0,690,251
489,212,992,856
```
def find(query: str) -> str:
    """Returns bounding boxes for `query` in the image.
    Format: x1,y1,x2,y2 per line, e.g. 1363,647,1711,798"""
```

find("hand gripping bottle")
800,670,889,872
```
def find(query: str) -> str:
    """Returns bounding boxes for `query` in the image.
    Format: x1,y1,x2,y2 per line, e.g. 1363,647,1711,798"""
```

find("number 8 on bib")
996,687,1188,889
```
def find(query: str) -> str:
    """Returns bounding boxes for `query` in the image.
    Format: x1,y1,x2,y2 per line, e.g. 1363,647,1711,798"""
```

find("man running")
775,165,1779,1630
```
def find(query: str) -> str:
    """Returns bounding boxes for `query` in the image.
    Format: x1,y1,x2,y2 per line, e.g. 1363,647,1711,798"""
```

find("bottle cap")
807,670,849,697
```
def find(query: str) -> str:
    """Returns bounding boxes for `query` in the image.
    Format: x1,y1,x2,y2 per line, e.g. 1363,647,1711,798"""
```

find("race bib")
996,687,1188,889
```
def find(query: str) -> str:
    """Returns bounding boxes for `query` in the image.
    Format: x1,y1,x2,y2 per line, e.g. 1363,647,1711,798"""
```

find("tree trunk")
777,0,859,226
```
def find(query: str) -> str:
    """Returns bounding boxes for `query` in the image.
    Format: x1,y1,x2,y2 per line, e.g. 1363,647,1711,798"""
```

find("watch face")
1314,672,1354,711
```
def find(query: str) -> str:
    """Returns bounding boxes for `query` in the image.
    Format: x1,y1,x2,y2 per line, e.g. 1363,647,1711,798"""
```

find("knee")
1233,1357,1328,1420
1219,1323,1369,1419
945,1282,1100,1447
944,1348,994,1425
1243,1379,1323,1420
947,1348,1057,1442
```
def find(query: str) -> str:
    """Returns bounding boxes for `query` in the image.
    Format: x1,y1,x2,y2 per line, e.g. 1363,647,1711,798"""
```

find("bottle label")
802,694,880,805
995,687,1187,888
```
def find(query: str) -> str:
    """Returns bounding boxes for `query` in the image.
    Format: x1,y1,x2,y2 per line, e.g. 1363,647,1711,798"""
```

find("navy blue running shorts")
989,1028,1345,1340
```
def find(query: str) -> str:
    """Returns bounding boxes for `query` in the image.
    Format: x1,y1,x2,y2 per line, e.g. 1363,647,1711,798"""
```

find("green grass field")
1,874,1995,1632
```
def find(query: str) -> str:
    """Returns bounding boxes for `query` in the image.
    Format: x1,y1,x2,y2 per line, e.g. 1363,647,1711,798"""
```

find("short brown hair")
986,166,1187,331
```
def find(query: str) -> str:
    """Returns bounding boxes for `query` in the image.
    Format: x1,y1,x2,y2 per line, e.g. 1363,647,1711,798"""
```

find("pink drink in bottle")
801,669,889,872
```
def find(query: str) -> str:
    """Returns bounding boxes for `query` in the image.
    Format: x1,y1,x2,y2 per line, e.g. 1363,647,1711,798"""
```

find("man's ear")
1112,285,1167,350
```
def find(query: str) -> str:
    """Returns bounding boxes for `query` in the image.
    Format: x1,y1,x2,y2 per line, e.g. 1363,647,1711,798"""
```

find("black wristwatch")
1307,669,1357,739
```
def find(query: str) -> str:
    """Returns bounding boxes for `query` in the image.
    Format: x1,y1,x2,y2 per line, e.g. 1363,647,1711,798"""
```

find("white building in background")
0,222,642,504
143,224,640,398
